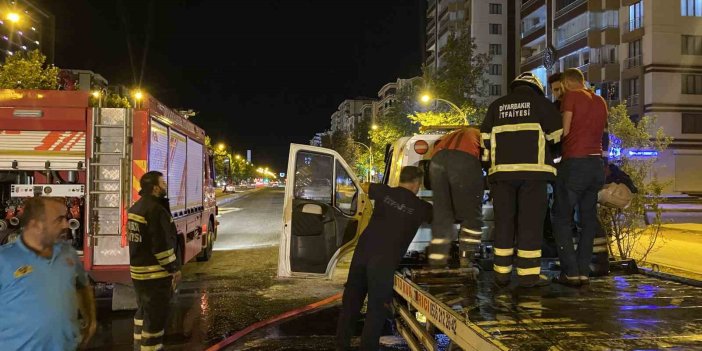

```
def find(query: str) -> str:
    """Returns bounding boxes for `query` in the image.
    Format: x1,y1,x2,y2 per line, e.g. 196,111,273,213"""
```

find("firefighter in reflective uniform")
480,73,563,287
428,126,484,268
127,171,181,351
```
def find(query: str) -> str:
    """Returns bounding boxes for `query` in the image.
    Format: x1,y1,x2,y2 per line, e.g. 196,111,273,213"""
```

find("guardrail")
624,55,642,69
557,29,588,48
555,0,586,18
626,94,640,107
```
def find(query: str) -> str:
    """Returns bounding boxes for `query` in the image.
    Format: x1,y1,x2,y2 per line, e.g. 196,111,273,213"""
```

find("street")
86,187,344,350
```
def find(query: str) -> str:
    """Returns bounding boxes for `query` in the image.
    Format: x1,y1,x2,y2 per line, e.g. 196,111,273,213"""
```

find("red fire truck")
0,90,217,307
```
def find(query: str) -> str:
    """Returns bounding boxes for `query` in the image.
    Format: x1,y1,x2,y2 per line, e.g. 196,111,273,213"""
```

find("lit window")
682,0,702,16
629,1,643,30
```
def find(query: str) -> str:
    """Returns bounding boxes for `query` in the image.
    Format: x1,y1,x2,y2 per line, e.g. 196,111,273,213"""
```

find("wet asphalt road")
214,187,284,251
88,187,288,350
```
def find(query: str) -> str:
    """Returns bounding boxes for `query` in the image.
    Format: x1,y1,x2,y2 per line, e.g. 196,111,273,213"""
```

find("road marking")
217,207,243,215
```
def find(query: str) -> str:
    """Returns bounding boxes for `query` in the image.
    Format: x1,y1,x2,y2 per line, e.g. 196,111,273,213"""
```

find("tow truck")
279,131,702,350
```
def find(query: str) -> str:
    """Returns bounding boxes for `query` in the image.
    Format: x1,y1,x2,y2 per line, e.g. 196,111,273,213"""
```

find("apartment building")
329,98,376,133
0,0,54,62
426,0,518,102
518,0,702,194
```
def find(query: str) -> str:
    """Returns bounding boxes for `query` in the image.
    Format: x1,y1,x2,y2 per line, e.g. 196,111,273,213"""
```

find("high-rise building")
425,0,517,102
329,98,376,133
0,0,55,62
518,0,702,194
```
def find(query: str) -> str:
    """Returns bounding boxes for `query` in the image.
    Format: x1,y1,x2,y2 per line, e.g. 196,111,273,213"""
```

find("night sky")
41,0,424,172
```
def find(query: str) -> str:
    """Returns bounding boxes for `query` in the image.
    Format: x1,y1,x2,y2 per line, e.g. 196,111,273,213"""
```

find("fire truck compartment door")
278,144,366,279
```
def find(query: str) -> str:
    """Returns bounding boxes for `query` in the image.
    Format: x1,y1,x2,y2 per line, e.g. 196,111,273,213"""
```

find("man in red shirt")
552,68,607,286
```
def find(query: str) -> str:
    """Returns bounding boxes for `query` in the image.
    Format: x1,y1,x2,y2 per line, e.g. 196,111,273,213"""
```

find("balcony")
523,0,540,9
625,93,640,107
522,51,544,66
522,23,546,38
624,55,642,69
557,28,588,49
556,0,587,18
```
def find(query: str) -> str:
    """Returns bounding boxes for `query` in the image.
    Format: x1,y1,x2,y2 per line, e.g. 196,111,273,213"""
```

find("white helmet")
510,72,545,96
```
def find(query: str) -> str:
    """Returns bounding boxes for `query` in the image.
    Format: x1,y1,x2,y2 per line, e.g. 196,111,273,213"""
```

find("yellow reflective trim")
489,163,556,175
428,253,446,260
158,254,176,265
538,127,545,165
142,330,164,338
494,248,514,256
481,132,491,140
130,271,170,280
547,129,563,143
133,334,142,340
130,265,165,273
493,264,513,274
140,344,164,351
517,267,541,276
154,249,174,260
492,123,542,134
128,213,147,224
517,249,542,258
593,246,609,253
481,149,490,162
134,318,143,326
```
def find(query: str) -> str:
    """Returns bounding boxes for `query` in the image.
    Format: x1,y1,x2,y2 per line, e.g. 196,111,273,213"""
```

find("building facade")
329,98,376,133
519,0,702,194
425,0,518,102
0,0,54,62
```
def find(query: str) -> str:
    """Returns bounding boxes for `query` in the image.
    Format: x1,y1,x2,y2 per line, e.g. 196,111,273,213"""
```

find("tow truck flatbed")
394,269,702,351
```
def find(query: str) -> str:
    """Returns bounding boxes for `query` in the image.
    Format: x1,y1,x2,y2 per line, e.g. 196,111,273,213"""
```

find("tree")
418,25,492,126
89,92,132,108
598,103,672,262
0,50,59,89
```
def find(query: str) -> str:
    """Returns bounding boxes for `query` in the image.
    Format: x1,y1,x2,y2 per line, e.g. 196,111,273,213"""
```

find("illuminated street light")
217,143,226,151
6,13,20,23
235,154,241,160
419,92,466,124
133,90,144,101
371,124,378,131
92,90,102,108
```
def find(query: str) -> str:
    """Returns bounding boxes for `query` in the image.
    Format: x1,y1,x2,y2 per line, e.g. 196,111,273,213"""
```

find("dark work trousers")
336,255,395,351
428,149,484,266
552,157,605,278
133,277,173,351
491,180,548,285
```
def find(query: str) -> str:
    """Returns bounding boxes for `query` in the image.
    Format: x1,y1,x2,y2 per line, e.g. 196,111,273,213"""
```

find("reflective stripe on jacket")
127,195,180,280
480,86,563,181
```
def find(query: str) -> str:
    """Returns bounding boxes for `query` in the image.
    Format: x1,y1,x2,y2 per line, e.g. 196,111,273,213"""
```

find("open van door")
278,144,370,278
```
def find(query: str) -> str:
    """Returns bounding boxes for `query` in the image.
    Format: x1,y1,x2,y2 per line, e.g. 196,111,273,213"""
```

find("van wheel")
197,221,214,262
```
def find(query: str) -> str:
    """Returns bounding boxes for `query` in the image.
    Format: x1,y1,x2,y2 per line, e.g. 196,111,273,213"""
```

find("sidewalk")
625,224,702,281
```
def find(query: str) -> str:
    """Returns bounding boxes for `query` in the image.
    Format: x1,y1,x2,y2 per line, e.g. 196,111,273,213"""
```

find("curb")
205,292,343,351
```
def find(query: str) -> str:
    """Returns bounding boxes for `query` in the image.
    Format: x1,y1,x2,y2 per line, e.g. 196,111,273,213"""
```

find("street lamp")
354,141,373,182
371,124,378,131
235,154,241,160
133,89,144,108
91,90,102,108
420,93,467,124
217,143,226,151
6,13,20,24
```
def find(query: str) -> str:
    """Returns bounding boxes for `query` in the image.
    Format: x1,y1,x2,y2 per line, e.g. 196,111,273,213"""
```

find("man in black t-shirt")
336,166,432,351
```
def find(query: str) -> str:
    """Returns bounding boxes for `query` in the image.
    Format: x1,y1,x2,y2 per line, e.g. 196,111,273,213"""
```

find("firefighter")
480,73,563,287
427,126,484,269
128,171,181,351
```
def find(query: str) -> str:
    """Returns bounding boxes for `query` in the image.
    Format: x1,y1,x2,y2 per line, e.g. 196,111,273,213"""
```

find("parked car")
223,183,236,193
